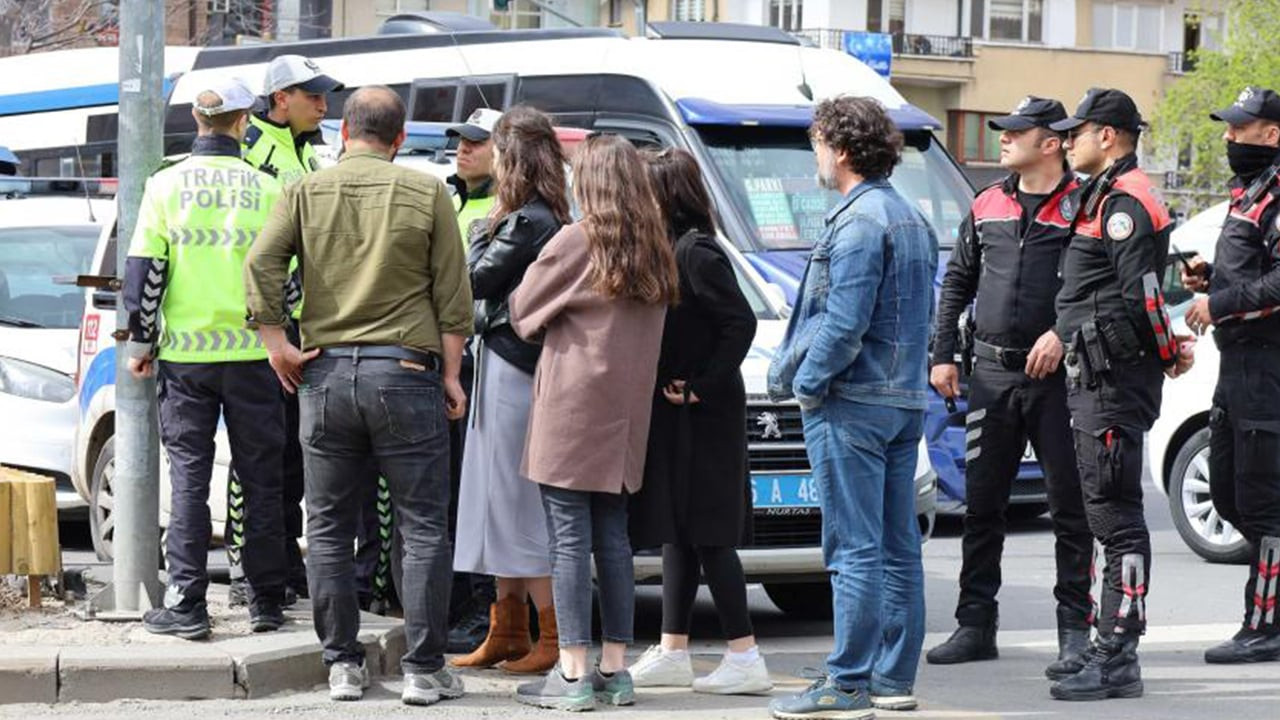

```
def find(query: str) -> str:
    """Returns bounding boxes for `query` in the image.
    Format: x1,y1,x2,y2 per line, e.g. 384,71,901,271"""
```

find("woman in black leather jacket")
451,105,571,674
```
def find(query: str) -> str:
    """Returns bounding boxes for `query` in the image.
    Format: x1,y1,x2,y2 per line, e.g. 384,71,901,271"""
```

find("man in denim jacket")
767,96,939,720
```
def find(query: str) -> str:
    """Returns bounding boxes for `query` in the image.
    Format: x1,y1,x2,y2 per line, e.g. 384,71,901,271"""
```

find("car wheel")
1168,428,1250,564
764,581,833,620
1007,503,1050,522
89,437,115,561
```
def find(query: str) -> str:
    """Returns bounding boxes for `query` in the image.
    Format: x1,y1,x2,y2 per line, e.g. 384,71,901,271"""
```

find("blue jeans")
539,485,634,647
803,398,925,694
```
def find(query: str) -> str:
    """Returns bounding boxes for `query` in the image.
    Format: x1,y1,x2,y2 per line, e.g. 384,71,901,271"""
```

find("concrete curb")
0,610,405,704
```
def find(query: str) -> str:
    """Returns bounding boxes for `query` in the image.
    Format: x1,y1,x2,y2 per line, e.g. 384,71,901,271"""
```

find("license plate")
751,474,820,509
1023,443,1037,462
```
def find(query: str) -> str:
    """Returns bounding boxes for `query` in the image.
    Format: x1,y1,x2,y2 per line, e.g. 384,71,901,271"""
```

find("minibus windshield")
696,125,973,251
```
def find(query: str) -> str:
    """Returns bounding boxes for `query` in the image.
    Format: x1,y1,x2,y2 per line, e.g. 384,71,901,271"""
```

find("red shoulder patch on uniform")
1113,170,1171,232
1228,185,1279,227
1035,180,1080,229
972,186,1020,224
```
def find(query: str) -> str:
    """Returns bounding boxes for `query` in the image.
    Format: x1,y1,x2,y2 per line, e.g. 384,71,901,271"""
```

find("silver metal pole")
90,0,164,618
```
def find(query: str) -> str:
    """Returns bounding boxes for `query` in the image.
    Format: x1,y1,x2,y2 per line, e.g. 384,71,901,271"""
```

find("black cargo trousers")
1064,352,1163,637
957,356,1094,630
1209,342,1280,634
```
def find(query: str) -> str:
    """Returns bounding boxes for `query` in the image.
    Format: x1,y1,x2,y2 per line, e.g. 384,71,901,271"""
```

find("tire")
89,437,115,561
1168,427,1250,564
1007,503,1050,522
764,581,833,620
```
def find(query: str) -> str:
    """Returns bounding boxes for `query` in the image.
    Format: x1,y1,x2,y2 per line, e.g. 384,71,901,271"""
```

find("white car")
1146,201,1249,563
0,186,109,514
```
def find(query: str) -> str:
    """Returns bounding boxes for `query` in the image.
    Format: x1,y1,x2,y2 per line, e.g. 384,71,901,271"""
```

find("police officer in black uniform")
1182,86,1280,665
1048,88,1195,701
927,97,1095,681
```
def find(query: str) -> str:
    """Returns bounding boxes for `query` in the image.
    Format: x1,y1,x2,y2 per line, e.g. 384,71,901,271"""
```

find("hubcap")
1180,447,1240,548
94,456,116,557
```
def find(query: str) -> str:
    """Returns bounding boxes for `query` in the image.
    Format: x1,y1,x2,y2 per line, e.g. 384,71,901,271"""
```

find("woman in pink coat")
509,134,678,711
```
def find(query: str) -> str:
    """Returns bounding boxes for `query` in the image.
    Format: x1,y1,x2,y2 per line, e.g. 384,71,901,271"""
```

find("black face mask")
1227,140,1280,179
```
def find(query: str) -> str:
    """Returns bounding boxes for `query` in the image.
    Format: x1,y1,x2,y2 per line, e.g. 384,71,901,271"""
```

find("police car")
1147,201,1246,563
0,178,109,515
72,202,237,560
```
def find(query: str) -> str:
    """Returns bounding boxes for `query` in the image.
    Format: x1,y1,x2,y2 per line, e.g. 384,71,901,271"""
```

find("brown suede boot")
450,595,531,668
499,605,560,675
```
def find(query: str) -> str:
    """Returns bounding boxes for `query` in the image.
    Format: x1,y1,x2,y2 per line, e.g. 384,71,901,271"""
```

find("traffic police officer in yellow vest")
227,54,345,608
244,54,343,184
447,108,501,248
126,78,289,640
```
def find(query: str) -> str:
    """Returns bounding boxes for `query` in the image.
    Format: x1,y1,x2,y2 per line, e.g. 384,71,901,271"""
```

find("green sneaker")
516,667,597,712
592,667,635,706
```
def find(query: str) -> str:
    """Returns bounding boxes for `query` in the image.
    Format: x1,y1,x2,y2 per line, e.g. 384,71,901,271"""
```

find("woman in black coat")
627,148,768,695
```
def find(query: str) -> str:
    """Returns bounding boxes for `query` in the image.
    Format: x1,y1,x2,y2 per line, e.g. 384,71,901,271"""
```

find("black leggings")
661,544,754,640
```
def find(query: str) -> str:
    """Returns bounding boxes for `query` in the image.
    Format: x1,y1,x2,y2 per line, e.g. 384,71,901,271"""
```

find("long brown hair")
491,105,571,226
572,134,679,305
643,147,717,240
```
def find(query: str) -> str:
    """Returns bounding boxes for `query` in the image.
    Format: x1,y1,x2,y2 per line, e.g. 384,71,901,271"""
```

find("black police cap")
987,96,1069,132
1050,88,1145,133
1211,86,1280,125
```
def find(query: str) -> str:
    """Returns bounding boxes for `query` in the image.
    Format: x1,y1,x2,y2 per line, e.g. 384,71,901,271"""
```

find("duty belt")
973,339,1031,370
321,344,442,371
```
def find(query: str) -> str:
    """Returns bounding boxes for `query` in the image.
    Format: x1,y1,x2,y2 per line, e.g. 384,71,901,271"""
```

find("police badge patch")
1107,212,1135,241
1060,194,1080,222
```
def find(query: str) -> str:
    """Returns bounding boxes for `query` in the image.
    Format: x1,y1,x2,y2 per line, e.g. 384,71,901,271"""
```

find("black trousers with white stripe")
957,358,1094,629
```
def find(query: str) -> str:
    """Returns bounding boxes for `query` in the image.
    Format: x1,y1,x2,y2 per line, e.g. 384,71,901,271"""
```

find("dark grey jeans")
539,485,634,647
298,355,452,673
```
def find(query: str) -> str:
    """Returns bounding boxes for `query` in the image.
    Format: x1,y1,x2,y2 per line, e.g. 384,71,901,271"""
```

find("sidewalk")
0,580,405,704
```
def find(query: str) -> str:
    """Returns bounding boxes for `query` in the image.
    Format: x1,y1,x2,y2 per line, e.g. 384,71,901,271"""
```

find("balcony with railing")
795,29,975,59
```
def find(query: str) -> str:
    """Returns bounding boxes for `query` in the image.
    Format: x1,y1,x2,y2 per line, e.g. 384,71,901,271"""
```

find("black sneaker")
228,578,249,608
250,603,287,633
1050,636,1143,701
143,601,211,640
1205,628,1280,664
447,599,491,654
925,622,998,664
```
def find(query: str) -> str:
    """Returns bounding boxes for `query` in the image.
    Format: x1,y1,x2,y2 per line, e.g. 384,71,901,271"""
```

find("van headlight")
0,356,76,403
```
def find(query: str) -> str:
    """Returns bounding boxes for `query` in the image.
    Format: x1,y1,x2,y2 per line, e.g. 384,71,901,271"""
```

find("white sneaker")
692,654,773,695
402,668,466,706
329,661,370,702
627,645,694,687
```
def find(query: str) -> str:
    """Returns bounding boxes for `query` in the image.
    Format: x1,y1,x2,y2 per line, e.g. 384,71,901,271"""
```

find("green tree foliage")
1152,0,1280,215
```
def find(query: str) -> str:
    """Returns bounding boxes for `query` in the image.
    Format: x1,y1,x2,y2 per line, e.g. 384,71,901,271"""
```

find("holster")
1080,320,1112,379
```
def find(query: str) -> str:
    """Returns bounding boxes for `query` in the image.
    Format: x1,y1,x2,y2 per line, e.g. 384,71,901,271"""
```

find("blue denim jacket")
767,178,939,411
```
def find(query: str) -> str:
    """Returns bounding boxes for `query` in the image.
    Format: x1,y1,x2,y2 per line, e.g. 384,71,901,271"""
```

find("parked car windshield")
696,126,974,251
0,225,99,328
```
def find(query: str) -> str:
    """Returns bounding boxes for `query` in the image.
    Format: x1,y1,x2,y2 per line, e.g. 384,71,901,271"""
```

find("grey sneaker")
770,676,874,719
328,661,370,702
516,667,597,712
591,667,635,706
402,667,465,706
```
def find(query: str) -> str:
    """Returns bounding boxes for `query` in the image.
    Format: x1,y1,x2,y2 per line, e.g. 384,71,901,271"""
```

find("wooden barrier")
0,467,61,607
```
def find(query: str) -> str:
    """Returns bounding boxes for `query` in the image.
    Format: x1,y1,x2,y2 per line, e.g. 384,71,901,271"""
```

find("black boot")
447,596,492,653
1045,625,1093,680
1050,635,1143,701
926,621,998,664
143,600,212,640
250,602,287,633
1205,628,1280,664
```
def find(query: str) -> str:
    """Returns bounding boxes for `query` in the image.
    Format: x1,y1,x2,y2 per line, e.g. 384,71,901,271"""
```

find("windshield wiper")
0,315,44,328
